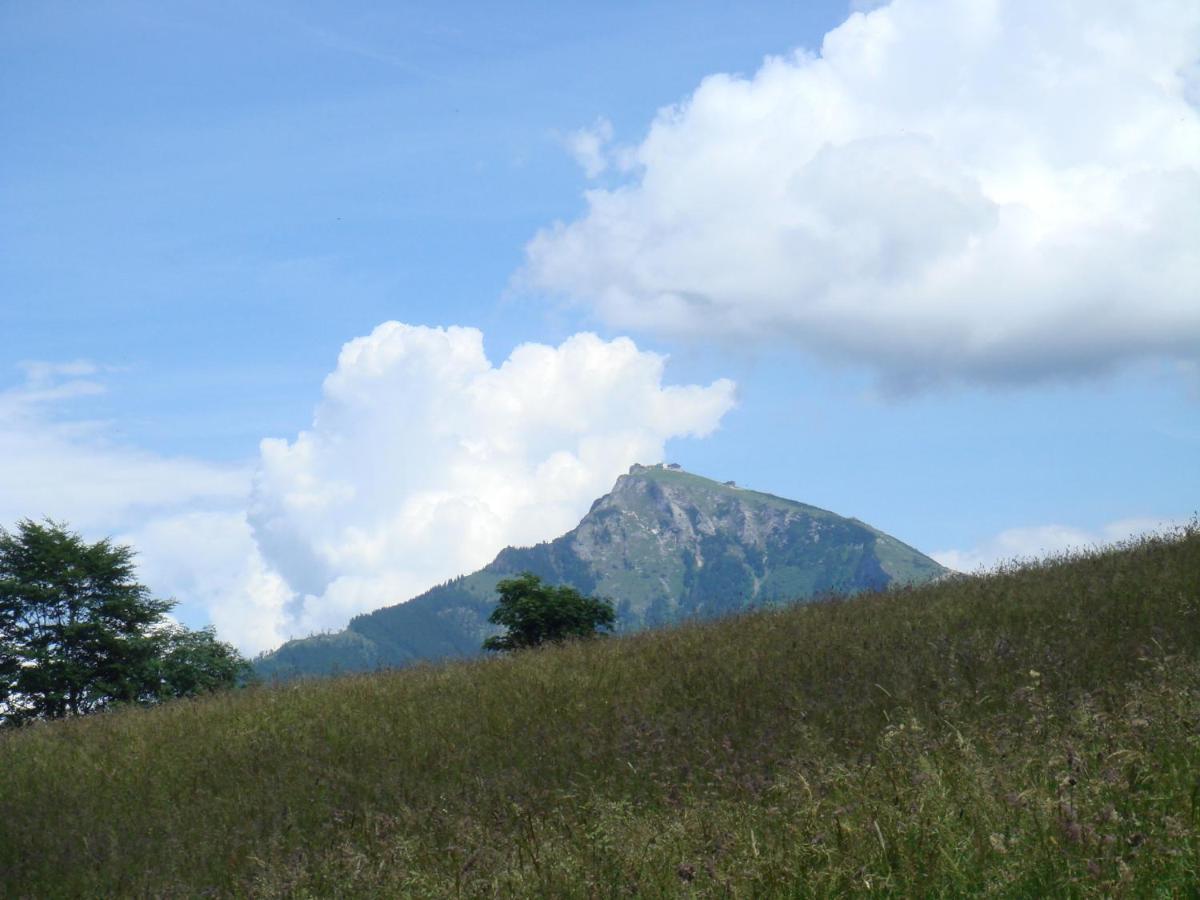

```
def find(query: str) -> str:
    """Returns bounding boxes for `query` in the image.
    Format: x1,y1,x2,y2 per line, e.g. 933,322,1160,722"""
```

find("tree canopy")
482,572,616,652
0,519,248,726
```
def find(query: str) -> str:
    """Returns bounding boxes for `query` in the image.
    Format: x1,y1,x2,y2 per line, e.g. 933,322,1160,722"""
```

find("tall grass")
2,527,1198,896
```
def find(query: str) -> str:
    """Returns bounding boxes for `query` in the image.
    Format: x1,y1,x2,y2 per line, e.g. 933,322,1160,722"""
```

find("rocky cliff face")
255,465,947,679
556,464,944,625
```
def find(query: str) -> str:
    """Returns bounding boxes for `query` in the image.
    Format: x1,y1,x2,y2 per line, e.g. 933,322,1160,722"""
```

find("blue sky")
2,0,1197,652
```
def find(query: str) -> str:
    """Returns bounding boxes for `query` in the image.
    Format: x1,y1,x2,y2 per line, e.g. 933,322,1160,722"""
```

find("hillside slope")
256,464,946,678
2,526,1198,896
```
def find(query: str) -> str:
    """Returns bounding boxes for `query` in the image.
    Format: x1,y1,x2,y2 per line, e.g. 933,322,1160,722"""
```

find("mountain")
254,464,947,679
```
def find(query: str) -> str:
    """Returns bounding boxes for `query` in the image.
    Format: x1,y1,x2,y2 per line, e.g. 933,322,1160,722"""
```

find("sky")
2,0,1197,655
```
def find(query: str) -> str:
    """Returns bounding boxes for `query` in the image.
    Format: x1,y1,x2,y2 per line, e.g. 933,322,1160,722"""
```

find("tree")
152,625,251,699
482,572,616,652
0,519,248,726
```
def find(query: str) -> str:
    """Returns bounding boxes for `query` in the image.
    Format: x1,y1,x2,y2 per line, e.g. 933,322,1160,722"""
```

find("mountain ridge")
255,464,947,679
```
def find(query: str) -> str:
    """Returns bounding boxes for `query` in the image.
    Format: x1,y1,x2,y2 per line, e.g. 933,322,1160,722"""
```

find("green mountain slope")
255,465,946,679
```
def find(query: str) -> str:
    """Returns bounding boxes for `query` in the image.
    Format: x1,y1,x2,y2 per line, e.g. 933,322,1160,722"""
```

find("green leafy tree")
152,625,251,699
0,519,248,726
482,572,616,652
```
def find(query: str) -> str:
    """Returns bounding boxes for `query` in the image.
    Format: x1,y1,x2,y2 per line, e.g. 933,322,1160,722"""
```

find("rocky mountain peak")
255,463,948,680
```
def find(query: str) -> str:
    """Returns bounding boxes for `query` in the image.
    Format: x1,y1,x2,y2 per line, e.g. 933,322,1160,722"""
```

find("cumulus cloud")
247,323,736,637
525,0,1200,388
0,334,734,654
119,511,293,654
933,516,1187,573
566,117,615,178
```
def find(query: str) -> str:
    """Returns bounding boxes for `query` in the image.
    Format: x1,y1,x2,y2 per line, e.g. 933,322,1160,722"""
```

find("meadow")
1,525,1198,897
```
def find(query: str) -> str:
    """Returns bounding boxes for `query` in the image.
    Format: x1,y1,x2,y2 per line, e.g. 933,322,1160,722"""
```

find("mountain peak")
623,461,720,483
256,464,948,680
609,462,831,521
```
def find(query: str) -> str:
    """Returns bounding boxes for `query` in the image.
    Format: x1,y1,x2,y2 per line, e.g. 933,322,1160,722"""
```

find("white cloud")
247,323,736,638
17,359,105,383
0,367,294,654
1,335,735,655
566,117,614,178
0,365,280,651
933,516,1187,573
0,366,247,534
525,0,1200,388
119,511,293,655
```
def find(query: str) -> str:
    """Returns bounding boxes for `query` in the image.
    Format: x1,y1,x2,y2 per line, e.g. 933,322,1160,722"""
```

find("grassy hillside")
2,526,1198,896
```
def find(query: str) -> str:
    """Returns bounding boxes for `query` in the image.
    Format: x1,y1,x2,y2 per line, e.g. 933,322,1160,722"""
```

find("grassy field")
2,526,1198,897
